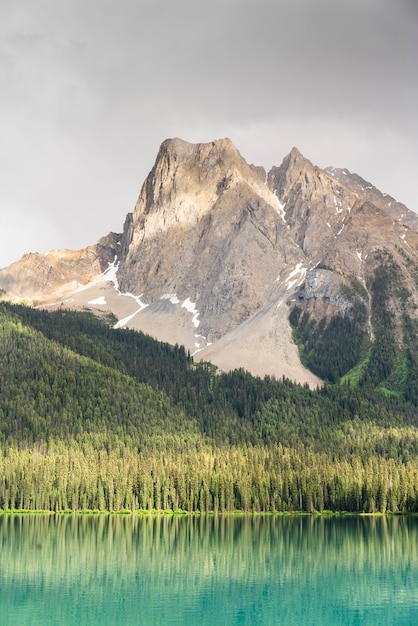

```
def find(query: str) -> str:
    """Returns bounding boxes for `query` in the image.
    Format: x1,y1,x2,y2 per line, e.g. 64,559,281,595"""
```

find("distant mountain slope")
1,138,417,390
0,233,120,301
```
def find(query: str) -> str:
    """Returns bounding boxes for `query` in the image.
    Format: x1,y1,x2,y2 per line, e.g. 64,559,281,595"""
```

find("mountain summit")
1,138,418,390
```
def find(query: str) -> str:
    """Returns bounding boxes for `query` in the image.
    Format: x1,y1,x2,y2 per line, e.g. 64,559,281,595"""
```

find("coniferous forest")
1,301,418,514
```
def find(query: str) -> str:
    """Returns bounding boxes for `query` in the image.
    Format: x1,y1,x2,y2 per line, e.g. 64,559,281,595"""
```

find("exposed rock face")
117,138,301,342
297,269,354,317
1,137,418,386
268,148,418,280
0,233,121,301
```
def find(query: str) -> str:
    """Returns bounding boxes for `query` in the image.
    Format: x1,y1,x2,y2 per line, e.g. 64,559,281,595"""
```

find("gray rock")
1,137,418,384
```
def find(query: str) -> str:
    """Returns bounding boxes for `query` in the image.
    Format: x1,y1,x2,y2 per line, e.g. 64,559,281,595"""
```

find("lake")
0,514,417,625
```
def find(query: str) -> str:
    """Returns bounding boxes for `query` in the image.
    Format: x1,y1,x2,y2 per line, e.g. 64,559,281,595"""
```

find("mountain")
0,233,120,302
1,138,418,393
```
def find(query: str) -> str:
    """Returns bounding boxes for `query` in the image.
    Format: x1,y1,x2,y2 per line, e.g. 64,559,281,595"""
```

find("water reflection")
1,515,417,625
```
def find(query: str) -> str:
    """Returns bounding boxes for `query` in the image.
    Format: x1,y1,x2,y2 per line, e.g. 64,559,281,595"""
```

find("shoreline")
0,508,415,517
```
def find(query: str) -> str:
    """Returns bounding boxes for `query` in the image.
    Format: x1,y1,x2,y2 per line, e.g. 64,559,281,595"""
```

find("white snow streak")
161,293,180,304
103,257,119,289
99,262,209,349
88,296,106,305
114,310,141,329
160,293,209,354
284,262,307,291
273,191,286,222
333,194,343,214
162,293,202,333
103,257,149,328
182,297,200,328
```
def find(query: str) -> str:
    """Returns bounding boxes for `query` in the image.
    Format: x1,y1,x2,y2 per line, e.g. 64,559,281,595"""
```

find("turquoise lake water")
1,514,417,625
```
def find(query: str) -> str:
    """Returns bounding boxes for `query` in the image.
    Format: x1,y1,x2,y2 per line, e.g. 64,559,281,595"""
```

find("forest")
0,300,417,514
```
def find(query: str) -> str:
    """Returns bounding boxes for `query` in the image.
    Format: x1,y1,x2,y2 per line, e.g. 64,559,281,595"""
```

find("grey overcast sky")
1,0,417,268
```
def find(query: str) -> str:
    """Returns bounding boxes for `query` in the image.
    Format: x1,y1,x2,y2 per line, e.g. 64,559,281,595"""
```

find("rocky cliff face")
1,138,417,388
117,138,302,342
0,233,121,302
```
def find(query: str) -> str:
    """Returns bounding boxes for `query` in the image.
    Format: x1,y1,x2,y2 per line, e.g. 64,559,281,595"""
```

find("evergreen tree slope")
290,253,418,404
1,303,418,514
0,304,199,445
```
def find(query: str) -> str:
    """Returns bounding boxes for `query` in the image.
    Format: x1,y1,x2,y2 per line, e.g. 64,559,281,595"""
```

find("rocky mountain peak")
127,137,264,231
160,136,239,162
286,145,311,167
267,147,317,203
116,138,294,341
150,136,258,191
1,137,418,389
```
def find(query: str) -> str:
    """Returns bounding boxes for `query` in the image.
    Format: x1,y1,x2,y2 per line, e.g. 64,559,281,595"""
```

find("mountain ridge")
1,137,417,391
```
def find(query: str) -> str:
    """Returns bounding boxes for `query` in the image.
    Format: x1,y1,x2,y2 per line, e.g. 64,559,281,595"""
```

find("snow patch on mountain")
334,194,343,214
103,257,120,289
181,297,200,328
88,296,107,305
285,262,307,291
103,257,149,328
161,294,180,305
273,191,286,222
336,223,345,237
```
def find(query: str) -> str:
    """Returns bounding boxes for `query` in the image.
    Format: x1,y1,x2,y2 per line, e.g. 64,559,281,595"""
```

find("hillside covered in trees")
0,302,417,514
289,251,418,404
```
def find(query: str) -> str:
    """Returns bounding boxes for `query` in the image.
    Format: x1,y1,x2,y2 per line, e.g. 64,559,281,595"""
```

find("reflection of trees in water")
1,515,417,624
1,514,417,586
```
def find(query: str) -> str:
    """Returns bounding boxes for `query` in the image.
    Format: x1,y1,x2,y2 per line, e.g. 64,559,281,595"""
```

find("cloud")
0,0,417,267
